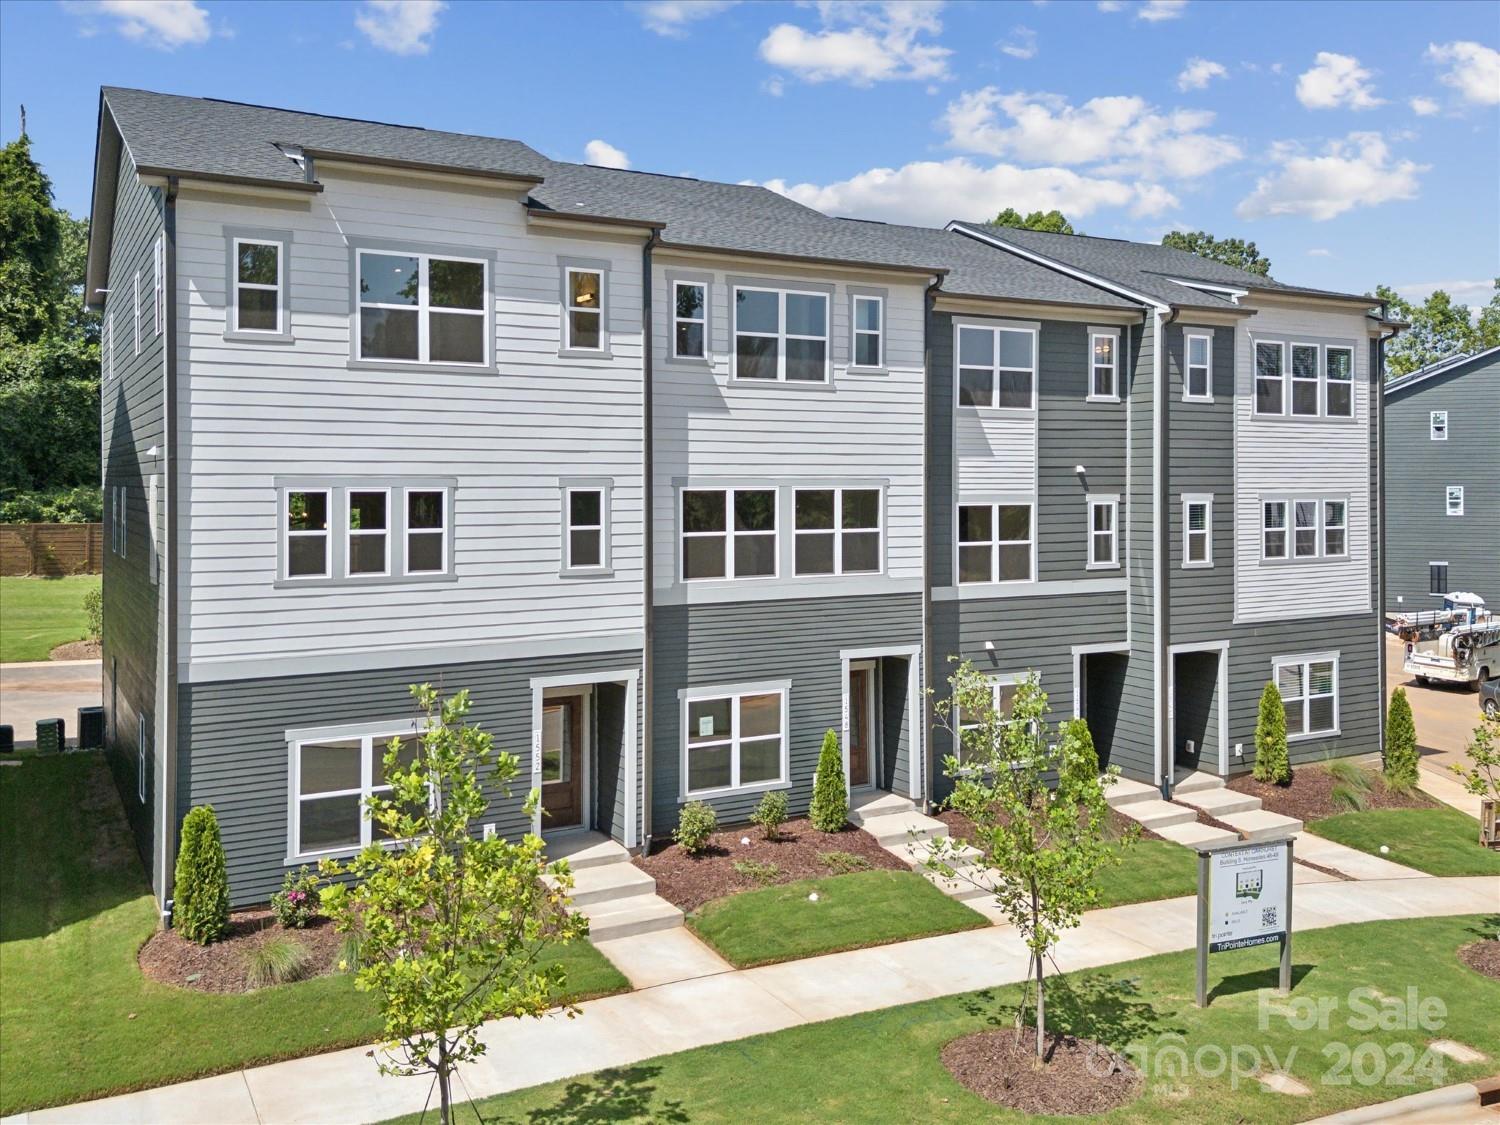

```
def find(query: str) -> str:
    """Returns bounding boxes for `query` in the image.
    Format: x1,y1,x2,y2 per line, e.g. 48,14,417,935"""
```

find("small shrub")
1059,717,1100,788
1330,782,1370,813
748,790,789,840
245,934,312,988
1324,757,1372,791
1253,681,1291,786
818,850,871,875
83,586,102,642
1384,687,1419,791
732,859,781,885
172,805,230,944
808,729,849,832
337,930,364,974
674,801,718,854
271,865,320,929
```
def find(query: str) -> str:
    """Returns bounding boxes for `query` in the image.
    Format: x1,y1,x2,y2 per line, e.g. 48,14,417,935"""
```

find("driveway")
1383,633,1485,774
0,660,102,747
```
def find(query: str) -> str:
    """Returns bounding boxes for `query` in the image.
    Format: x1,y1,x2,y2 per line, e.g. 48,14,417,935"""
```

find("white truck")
1404,619,1500,688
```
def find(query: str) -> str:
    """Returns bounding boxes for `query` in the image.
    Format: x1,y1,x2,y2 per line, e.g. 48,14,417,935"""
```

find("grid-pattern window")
564,267,604,352
406,490,448,573
565,487,607,570
358,250,487,365
347,490,389,576
1088,498,1117,567
955,677,1030,765
1293,499,1319,558
852,295,883,368
133,271,142,355
957,502,1033,583
683,687,787,796
1446,486,1465,516
1263,497,1351,561
153,235,165,335
958,325,1035,409
285,489,330,579
1089,331,1118,400
1322,500,1347,557
1262,500,1287,559
682,488,777,580
1184,332,1212,400
673,281,706,359
1255,338,1357,418
1325,347,1353,417
291,728,420,858
1276,656,1338,738
1255,341,1284,415
1430,411,1448,440
1290,344,1320,416
734,286,828,382
137,713,148,804
793,488,881,575
1184,496,1212,567
1430,562,1448,595
234,238,283,334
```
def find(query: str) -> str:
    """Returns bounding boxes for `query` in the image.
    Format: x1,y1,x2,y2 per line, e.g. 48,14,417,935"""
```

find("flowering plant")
271,865,320,929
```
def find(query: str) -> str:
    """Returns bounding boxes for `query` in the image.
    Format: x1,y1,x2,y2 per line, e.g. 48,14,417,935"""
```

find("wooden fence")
0,523,104,576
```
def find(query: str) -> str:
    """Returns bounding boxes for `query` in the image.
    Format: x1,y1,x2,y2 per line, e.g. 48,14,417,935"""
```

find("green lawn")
0,574,99,662
1309,806,1500,877
686,870,989,968
1094,838,1199,908
0,752,629,1115
394,914,1500,1125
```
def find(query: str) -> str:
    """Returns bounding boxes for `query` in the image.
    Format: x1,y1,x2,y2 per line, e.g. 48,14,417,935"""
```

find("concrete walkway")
0,660,101,747
13,874,1496,1125
1419,761,1485,820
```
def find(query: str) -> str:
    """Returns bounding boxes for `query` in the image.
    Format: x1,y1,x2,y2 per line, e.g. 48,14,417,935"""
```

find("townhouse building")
87,88,1397,913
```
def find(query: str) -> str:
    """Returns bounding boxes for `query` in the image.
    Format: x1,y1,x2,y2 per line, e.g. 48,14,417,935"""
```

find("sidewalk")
12,874,1496,1125
1419,761,1485,820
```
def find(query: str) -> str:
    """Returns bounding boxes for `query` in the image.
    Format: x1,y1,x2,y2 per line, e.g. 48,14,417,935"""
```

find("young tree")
993,207,1076,234
173,805,229,944
1254,680,1291,785
808,729,848,832
1383,687,1419,791
926,665,1125,1059
1161,229,1271,276
319,685,588,1125
1451,707,1500,843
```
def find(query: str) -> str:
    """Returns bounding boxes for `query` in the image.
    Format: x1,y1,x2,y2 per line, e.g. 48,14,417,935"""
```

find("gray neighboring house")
86,87,1401,917
1382,347,1500,613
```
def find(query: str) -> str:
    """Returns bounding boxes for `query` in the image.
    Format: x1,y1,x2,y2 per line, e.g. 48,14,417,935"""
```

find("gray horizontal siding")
1121,319,1157,783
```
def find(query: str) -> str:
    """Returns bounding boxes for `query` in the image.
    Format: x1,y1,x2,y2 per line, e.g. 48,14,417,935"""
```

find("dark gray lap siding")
179,648,641,906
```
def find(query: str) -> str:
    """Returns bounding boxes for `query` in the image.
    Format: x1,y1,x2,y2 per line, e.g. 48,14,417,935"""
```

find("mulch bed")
636,817,907,913
942,1029,1141,1115
138,909,343,994
50,639,101,660
1458,939,1500,981
1227,766,1435,823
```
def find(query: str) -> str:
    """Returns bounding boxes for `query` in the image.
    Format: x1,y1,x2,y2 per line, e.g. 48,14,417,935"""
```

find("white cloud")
62,0,211,49
942,88,1241,179
759,1,952,86
1177,57,1227,91
763,75,786,97
583,139,631,170
1138,0,1187,22
1392,279,1496,306
635,0,738,38
1295,51,1383,110
1426,41,1500,106
758,157,1177,227
354,0,444,55
1409,96,1440,116
1236,132,1426,221
1306,248,1332,257
1096,0,1124,10
1000,26,1037,60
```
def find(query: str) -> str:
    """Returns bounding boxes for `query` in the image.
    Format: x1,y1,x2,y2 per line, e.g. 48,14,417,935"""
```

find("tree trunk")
438,1040,452,1125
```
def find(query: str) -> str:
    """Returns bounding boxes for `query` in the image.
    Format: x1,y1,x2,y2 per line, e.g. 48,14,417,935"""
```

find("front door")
848,663,876,788
541,694,584,831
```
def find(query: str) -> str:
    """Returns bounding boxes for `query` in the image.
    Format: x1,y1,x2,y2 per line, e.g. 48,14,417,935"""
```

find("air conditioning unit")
36,718,65,754
78,706,105,750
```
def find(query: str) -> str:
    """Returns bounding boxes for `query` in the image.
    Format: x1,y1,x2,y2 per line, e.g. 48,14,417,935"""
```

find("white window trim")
678,681,791,800
137,713,147,804
564,265,606,353
405,487,450,575
285,719,424,863
562,484,610,574
283,487,331,580
1289,341,1321,417
850,293,884,371
234,236,286,336
1261,499,1287,560
118,486,127,560
133,270,142,356
956,500,1036,585
1262,495,1353,562
680,487,779,582
1321,498,1348,559
1446,486,1465,516
1183,331,1213,403
792,486,885,577
954,672,1036,768
147,474,159,585
1086,495,1119,570
1324,345,1354,418
731,284,830,383
671,279,707,361
1430,410,1449,441
1254,339,1286,416
1182,493,1213,569
1087,327,1120,403
1272,652,1340,742
153,235,165,336
346,487,392,579
1429,561,1449,596
955,322,1038,411
1292,497,1320,559
356,248,489,366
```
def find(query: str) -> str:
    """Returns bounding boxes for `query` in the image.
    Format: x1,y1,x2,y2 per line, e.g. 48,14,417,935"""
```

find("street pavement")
1384,633,1487,774
0,660,102,747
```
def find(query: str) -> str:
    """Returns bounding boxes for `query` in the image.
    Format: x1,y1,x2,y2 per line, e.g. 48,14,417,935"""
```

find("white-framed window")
137,713,147,804
733,285,829,382
1322,499,1347,557
1290,343,1320,416
1184,332,1212,401
1183,494,1212,568
957,502,1033,584
357,249,487,365
406,489,448,573
564,486,608,571
1446,486,1464,516
234,237,284,335
793,487,882,575
958,324,1036,409
1325,346,1353,417
133,270,142,355
1430,410,1448,440
954,673,1033,765
1293,499,1320,558
117,486,126,560
289,723,422,860
564,266,604,352
1274,654,1339,739
1254,341,1284,415
681,684,788,797
1429,562,1448,595
1088,329,1119,401
284,488,330,579
1087,497,1118,569
147,474,159,585
851,294,883,369
681,488,777,580
346,488,390,577
672,280,706,360
153,234,165,336
1262,499,1287,559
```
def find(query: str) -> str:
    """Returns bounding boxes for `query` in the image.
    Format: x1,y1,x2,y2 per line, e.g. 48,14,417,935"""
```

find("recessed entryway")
541,689,587,832
530,668,639,848
839,644,923,800
1168,640,1230,780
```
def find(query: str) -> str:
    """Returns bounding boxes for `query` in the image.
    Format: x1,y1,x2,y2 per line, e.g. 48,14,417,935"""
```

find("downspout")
160,176,180,922
640,229,659,852
920,276,940,811
1155,304,1179,800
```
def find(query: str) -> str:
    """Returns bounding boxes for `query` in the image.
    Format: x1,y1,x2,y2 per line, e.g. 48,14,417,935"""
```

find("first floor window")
406,490,447,573
565,267,603,351
565,487,606,570
1255,341,1284,414
684,688,786,795
358,249,487,364
1184,496,1211,567
291,728,420,857
1430,562,1448,594
1294,499,1319,558
234,237,283,333
958,324,1035,409
793,487,881,575
955,677,1028,765
347,489,389,576
1322,500,1347,557
1262,500,1287,559
852,294,883,368
1276,656,1338,738
1446,486,1464,516
958,502,1032,583
1090,331,1118,400
1088,498,1117,567
682,488,776,580
1325,346,1353,417
1185,332,1211,400
286,489,330,578
673,280,705,359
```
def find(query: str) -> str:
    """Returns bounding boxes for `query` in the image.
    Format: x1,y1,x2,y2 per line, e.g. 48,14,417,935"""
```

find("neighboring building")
85,88,1399,914
1383,347,1500,614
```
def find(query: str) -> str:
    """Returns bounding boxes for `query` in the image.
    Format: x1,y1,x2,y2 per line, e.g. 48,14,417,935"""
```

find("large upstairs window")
733,286,829,382
958,324,1035,409
357,250,487,366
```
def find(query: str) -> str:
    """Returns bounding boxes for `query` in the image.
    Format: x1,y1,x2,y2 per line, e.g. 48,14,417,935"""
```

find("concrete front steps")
850,791,1001,906
1107,772,1302,848
545,831,684,942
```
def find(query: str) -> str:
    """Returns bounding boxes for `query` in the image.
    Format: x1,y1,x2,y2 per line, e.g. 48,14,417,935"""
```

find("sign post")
1195,836,1294,1008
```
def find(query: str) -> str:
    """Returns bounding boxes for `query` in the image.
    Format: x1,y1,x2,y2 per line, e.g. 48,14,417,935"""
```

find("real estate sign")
1195,837,1293,1007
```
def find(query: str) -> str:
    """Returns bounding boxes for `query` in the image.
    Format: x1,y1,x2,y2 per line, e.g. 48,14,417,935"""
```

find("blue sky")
2,0,1496,304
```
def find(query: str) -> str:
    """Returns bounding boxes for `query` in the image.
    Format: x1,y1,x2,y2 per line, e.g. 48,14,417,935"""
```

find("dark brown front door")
541,695,583,830
849,664,873,788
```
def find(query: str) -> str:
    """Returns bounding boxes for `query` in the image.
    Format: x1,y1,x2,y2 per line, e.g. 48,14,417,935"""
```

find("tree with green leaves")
319,685,588,1125
172,806,230,944
808,729,848,832
1161,229,1270,276
926,665,1125,1059
1450,706,1500,814
1383,687,1419,791
1373,282,1497,379
1254,680,1291,785
993,207,1076,235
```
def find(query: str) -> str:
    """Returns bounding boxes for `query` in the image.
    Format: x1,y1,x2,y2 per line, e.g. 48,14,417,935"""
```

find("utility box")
36,718,65,754
77,707,105,751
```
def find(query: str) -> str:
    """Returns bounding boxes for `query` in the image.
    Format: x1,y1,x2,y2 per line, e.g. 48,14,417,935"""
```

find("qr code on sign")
1261,907,1278,927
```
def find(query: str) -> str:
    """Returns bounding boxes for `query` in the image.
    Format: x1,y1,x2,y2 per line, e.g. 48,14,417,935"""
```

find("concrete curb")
1300,1080,1484,1123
